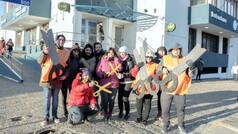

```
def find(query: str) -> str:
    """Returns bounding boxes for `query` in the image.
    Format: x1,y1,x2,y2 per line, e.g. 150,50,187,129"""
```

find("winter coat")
161,55,191,95
38,48,70,88
119,54,135,83
131,62,158,95
96,57,122,89
67,73,96,106
80,57,96,77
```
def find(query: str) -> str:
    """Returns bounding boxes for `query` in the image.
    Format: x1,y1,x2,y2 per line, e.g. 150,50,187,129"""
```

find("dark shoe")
67,118,73,126
178,126,187,134
154,111,162,120
136,117,142,123
124,114,130,120
142,120,148,125
40,118,49,126
161,126,170,133
118,112,123,118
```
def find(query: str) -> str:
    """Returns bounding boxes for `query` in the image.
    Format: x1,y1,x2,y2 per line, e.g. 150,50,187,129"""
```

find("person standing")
117,46,135,120
93,42,106,112
6,38,14,58
154,46,167,120
160,43,192,134
195,58,204,80
96,48,122,122
0,37,6,56
38,34,70,126
131,50,158,125
61,44,84,118
81,44,96,77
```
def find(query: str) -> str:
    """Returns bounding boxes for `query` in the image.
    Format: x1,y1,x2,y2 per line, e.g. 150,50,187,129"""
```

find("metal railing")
1,52,24,82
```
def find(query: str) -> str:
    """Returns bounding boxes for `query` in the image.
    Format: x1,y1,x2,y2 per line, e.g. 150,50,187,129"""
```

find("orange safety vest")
132,62,158,95
40,48,70,83
162,55,191,95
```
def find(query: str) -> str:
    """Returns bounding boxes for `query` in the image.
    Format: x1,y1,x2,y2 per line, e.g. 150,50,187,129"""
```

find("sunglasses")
146,56,153,59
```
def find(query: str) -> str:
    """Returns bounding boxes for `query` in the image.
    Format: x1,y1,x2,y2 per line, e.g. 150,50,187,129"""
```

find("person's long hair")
82,44,94,60
108,47,118,57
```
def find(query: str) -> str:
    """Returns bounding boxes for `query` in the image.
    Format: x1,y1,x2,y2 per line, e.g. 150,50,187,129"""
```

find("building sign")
1,0,31,6
209,5,238,33
58,2,70,12
166,22,176,32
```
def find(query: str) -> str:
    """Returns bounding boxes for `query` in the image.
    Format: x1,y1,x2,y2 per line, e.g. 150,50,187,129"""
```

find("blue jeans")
43,86,60,119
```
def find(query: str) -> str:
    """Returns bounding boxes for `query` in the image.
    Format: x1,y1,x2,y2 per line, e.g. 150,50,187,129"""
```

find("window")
203,67,219,74
202,32,219,53
222,67,227,72
223,38,228,54
188,28,196,52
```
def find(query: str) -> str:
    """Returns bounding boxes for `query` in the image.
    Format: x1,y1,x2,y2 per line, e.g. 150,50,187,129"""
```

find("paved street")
0,57,237,134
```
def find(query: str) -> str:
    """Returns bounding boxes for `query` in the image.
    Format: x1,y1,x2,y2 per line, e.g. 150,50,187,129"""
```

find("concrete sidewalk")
0,58,237,134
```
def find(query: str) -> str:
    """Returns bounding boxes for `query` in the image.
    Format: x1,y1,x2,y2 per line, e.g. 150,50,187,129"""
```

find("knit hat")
81,69,90,77
168,42,182,52
119,46,129,53
145,50,154,57
157,46,167,52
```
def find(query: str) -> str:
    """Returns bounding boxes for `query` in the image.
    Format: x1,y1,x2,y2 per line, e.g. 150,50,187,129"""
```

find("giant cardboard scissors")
40,29,64,81
132,47,158,99
133,45,206,99
153,46,206,93
92,81,112,97
108,63,121,76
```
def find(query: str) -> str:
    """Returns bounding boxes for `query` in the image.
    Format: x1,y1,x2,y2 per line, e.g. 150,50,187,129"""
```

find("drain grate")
34,127,56,134
10,116,22,122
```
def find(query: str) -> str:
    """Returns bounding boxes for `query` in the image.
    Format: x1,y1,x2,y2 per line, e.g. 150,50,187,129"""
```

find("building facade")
1,0,238,79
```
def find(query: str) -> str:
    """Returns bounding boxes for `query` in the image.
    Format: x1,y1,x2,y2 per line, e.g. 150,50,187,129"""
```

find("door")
114,26,124,50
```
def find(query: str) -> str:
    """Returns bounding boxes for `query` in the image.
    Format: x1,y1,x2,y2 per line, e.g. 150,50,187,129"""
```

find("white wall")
135,0,166,51
227,37,238,78
164,0,189,54
49,0,75,48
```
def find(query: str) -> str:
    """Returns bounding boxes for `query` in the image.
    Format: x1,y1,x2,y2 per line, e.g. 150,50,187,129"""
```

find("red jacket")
67,73,96,106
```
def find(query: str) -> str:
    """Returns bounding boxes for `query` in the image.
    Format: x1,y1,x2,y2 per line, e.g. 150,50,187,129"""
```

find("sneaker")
154,111,162,120
40,118,49,126
67,118,73,126
118,112,123,118
124,114,130,120
142,120,148,125
135,117,142,123
161,126,170,133
178,126,187,134
53,118,60,124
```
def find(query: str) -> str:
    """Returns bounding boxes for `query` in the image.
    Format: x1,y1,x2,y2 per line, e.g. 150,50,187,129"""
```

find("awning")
71,4,158,32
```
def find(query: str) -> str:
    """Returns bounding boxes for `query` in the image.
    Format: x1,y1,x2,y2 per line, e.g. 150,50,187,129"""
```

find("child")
67,70,98,125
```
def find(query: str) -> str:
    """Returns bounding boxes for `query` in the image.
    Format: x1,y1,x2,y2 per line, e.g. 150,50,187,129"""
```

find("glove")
137,62,145,68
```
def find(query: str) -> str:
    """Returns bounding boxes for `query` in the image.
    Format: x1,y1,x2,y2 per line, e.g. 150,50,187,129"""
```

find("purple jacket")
96,57,122,89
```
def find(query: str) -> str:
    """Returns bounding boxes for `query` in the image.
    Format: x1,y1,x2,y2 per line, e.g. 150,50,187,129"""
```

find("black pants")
61,79,73,117
68,105,98,124
157,90,162,114
196,70,202,80
101,88,117,116
161,92,186,127
118,83,132,115
136,94,153,121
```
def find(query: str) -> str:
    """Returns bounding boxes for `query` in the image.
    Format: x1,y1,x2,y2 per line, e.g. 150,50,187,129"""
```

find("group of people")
38,34,192,134
0,37,14,58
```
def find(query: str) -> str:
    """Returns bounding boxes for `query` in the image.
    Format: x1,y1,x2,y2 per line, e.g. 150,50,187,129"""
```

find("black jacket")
119,55,135,83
